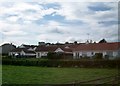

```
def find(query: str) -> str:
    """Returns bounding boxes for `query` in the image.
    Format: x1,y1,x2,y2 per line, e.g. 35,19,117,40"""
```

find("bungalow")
73,42,120,59
9,42,120,59
35,45,73,58
18,44,37,50
9,48,36,58
0,43,16,55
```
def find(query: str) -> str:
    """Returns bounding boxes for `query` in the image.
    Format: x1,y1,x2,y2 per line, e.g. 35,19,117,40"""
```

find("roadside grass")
2,65,118,84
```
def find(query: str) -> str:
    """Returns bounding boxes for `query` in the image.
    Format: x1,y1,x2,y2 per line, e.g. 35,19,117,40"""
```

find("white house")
35,45,72,58
9,48,36,57
73,42,120,59
9,42,120,59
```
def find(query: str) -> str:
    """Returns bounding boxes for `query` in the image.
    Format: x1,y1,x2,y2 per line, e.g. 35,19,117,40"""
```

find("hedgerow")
2,58,120,68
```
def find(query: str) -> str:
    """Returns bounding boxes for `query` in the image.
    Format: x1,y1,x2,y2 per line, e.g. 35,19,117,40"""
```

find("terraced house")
35,45,73,59
73,42,120,59
8,42,120,59
9,44,37,58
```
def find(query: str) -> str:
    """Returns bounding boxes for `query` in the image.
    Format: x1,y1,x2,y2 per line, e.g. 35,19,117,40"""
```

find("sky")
0,0,119,46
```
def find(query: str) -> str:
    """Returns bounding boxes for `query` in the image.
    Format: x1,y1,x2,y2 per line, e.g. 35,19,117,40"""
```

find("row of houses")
73,42,120,59
9,44,75,58
8,42,120,59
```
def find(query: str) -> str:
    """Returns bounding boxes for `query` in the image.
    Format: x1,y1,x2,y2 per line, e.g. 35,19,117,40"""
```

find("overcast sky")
0,0,118,45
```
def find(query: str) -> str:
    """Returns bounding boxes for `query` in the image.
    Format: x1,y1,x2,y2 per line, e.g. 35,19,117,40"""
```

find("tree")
104,55,109,60
74,41,77,44
99,39,107,43
93,53,103,59
47,52,62,59
65,42,69,44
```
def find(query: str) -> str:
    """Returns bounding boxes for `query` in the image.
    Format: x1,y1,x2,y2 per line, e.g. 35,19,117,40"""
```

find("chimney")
86,40,89,44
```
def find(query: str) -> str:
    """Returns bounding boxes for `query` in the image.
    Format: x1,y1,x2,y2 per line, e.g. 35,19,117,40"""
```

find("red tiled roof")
10,48,36,54
68,44,80,50
35,46,58,52
23,50,36,54
10,48,25,52
61,48,72,52
35,45,72,52
74,42,120,51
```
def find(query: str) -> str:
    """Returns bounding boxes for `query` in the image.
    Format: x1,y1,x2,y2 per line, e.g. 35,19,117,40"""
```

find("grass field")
2,65,118,84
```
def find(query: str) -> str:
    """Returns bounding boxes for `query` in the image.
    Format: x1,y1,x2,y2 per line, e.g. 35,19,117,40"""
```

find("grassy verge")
2,65,118,84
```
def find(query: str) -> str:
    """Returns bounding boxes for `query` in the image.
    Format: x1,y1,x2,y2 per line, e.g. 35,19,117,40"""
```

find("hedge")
2,58,120,68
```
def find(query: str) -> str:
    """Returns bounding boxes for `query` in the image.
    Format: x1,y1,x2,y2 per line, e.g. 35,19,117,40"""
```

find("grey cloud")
49,28,64,34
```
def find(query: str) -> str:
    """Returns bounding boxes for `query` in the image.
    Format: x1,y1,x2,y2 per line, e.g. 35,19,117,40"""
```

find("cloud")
0,2,118,45
2,31,27,36
0,0,118,3
0,21,20,32
0,2,59,24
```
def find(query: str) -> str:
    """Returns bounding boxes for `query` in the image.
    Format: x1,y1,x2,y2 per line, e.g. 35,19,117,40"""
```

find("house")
9,44,37,58
0,43,16,55
8,42,120,59
18,44,37,50
35,45,73,58
73,42,120,59
9,48,36,58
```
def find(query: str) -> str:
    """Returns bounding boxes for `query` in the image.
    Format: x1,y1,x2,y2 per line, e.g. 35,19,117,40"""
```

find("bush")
93,53,103,59
2,58,120,68
104,55,109,60
47,52,62,59
82,56,91,59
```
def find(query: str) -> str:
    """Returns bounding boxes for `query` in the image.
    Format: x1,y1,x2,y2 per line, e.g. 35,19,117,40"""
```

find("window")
75,52,79,58
91,52,94,55
37,53,40,57
107,51,113,57
82,52,87,57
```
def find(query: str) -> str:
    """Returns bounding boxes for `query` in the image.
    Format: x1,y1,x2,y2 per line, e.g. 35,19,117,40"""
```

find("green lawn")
2,65,118,84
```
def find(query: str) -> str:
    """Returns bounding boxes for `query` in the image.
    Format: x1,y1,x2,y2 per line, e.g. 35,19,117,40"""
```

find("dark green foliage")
104,55,109,60
94,53,103,59
74,41,77,44
82,56,91,59
2,58,120,68
65,42,69,44
47,52,55,59
47,52,62,59
99,39,107,43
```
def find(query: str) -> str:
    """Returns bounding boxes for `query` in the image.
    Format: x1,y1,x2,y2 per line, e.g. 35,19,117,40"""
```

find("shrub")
47,52,55,59
2,58,120,68
104,55,109,60
93,53,103,59
82,56,91,59
47,52,62,59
